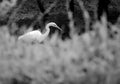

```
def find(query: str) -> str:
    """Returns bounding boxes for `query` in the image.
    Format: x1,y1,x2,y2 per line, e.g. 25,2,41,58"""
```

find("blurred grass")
0,16,120,84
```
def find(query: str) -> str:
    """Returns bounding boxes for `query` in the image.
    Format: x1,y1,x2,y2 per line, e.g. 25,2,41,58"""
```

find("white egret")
18,22,62,44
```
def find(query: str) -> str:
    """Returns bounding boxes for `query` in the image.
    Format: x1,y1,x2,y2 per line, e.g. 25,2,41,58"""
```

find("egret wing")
18,30,42,43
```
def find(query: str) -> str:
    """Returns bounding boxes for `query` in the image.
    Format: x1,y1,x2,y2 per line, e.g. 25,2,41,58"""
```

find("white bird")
18,22,62,44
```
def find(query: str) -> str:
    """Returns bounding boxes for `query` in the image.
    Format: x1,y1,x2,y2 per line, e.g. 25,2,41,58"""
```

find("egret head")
47,22,62,31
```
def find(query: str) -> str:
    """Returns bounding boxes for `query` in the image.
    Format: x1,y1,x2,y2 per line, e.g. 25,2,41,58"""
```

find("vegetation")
0,0,120,84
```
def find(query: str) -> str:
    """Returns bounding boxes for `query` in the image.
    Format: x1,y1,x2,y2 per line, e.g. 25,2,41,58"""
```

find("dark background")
0,0,120,38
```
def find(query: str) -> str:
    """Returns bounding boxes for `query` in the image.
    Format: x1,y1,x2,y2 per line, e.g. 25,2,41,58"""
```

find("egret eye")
50,23,62,31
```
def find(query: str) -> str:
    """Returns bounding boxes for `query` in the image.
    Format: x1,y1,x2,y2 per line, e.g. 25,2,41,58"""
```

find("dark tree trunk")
97,0,110,20
36,0,45,13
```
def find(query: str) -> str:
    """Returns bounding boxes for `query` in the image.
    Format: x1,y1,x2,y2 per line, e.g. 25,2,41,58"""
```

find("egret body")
18,22,62,43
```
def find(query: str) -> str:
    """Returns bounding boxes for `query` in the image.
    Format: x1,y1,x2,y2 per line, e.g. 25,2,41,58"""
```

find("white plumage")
18,22,62,44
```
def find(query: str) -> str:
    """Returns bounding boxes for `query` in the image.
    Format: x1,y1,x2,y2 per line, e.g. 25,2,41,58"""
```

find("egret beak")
56,26,62,31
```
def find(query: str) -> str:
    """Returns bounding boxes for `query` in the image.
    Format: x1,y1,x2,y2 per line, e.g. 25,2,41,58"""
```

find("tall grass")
0,15,120,84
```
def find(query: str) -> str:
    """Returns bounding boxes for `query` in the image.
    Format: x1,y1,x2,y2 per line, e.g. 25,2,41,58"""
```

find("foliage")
0,15,120,84
0,0,17,16
0,0,120,84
